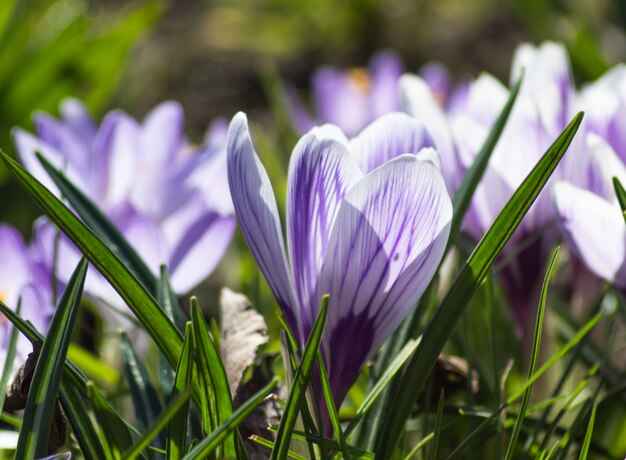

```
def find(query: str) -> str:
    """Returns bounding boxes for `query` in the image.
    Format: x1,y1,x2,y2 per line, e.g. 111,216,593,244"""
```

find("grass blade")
123,388,192,460
88,381,137,458
345,337,420,437
375,112,584,458
0,148,184,369
16,258,88,459
271,295,329,460
428,389,445,460
317,350,351,459
37,151,157,294
167,322,194,460
190,298,236,457
449,72,523,245
578,404,597,460
504,247,559,460
250,436,306,460
612,176,626,224
119,331,164,446
182,377,278,460
446,310,603,460
59,378,109,460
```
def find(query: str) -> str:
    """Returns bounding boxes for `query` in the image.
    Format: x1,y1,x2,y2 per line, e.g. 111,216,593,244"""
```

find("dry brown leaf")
219,288,269,396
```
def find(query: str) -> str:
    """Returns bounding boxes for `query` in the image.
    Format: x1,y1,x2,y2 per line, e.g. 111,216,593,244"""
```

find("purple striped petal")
317,152,452,403
227,113,300,330
287,132,362,329
553,182,626,288
349,112,434,173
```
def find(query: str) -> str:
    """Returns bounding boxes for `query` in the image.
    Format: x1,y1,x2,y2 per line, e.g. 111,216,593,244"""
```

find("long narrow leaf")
446,311,603,460
16,258,88,459
183,377,278,460
345,337,420,437
612,176,626,224
505,247,559,459
271,295,329,460
0,149,184,368
123,388,192,460
578,404,597,460
191,298,236,456
59,379,109,460
428,390,445,460
119,331,164,447
88,381,136,458
317,350,351,459
167,322,194,460
375,112,584,458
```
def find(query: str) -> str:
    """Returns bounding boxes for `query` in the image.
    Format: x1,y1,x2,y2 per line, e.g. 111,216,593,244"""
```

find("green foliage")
16,258,87,459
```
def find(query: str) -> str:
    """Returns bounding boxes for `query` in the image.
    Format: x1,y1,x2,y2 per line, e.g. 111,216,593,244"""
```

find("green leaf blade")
16,258,88,459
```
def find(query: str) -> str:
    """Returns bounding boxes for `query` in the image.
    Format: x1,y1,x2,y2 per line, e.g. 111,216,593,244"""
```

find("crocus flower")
227,111,452,415
553,135,626,288
290,51,404,137
554,65,626,289
13,99,235,314
400,73,460,192
419,61,453,107
0,224,54,379
444,41,589,332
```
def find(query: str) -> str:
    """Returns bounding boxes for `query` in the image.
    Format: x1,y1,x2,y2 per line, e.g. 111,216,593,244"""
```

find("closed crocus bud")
227,111,452,429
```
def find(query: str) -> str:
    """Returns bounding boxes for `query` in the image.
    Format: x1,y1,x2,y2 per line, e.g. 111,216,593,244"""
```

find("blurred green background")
1,0,625,249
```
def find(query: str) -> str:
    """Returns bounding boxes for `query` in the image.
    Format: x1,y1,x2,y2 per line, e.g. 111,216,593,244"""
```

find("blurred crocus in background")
289,51,404,137
13,99,235,320
440,41,590,333
227,110,452,423
0,224,55,378
554,65,626,290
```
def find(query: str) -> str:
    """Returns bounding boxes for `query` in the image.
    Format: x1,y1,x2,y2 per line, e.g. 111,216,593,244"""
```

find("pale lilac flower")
0,224,54,379
227,111,452,411
446,42,588,330
553,141,626,288
554,68,626,288
400,73,460,192
13,100,235,313
419,62,452,107
290,51,404,137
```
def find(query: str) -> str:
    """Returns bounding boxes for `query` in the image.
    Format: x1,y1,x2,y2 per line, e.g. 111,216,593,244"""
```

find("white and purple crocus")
227,111,452,416
13,99,235,315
